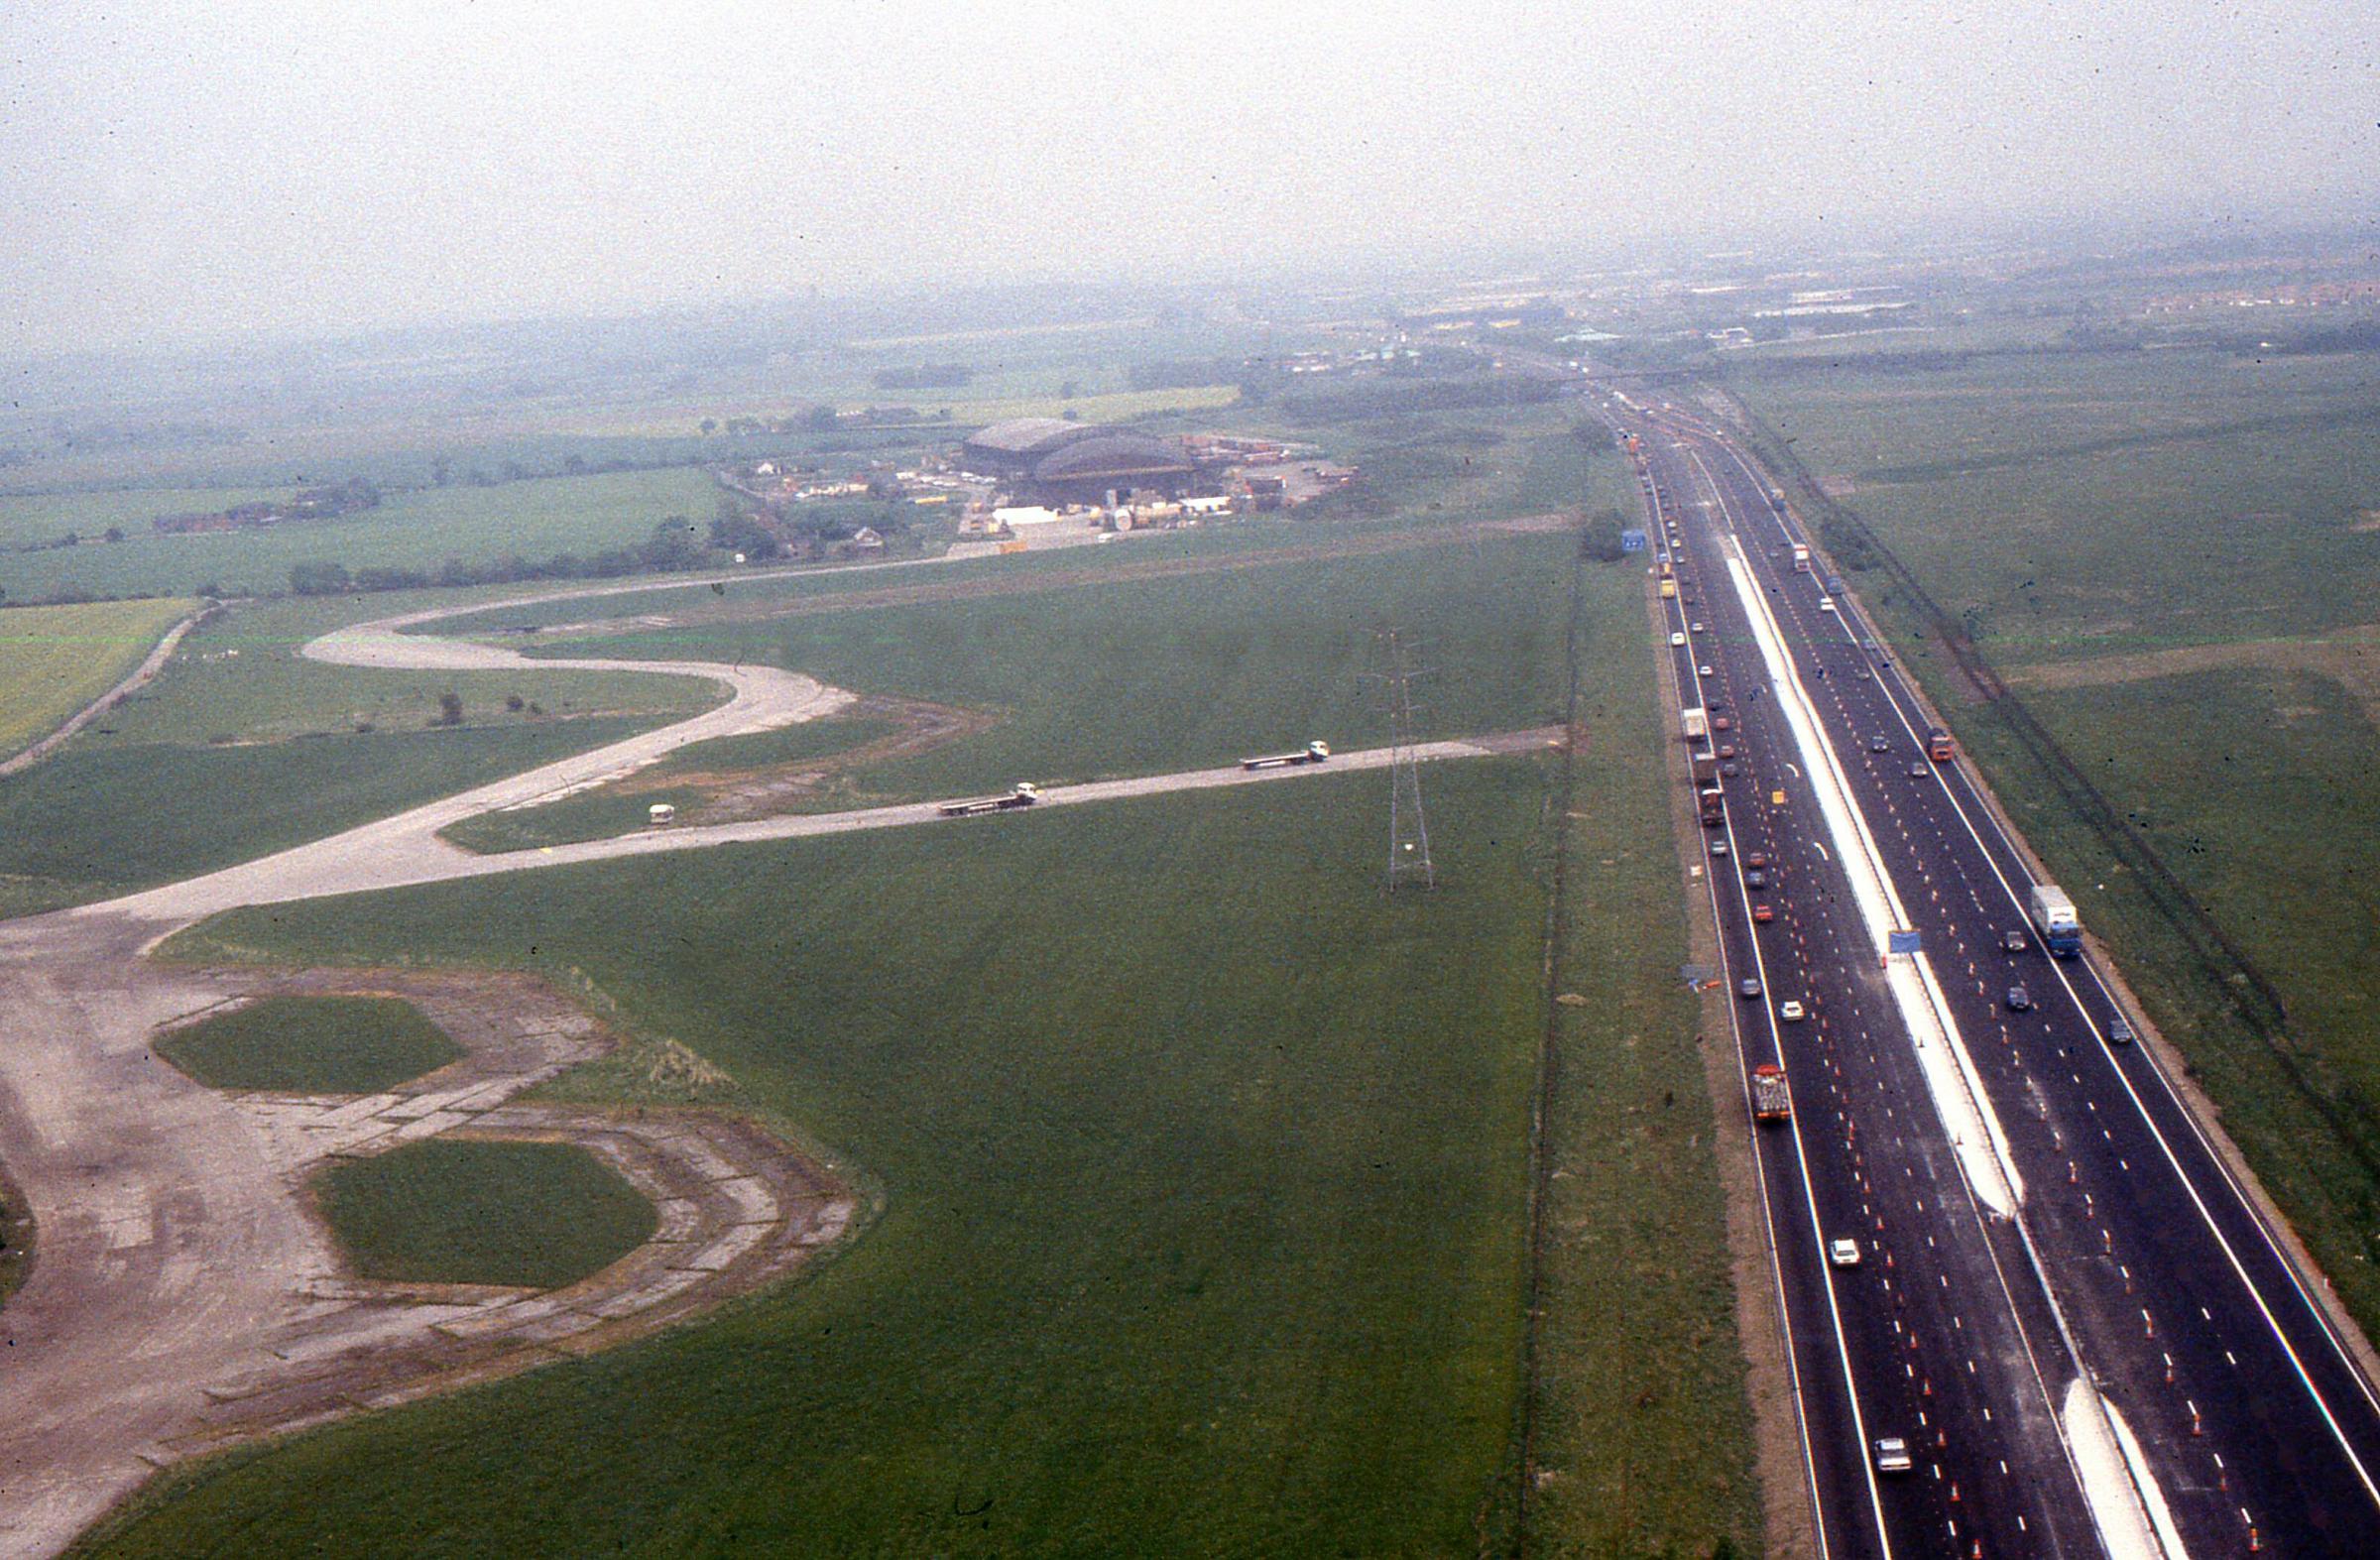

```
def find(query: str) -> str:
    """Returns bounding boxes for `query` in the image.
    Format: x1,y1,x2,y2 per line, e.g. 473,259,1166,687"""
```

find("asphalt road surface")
1612,388,2380,1559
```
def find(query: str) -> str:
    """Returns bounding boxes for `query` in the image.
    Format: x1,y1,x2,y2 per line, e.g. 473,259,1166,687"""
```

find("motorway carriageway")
1616,392,2380,1559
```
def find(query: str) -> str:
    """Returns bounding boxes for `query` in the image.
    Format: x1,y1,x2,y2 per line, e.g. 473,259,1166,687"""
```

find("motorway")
1607,390,2380,1557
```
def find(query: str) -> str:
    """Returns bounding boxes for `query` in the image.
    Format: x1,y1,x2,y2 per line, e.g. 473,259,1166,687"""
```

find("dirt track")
0,578,1551,1558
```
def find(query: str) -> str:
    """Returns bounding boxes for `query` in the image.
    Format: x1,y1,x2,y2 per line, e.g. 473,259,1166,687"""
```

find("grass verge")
315,1139,656,1289
1518,558,1764,1556
156,996,462,1094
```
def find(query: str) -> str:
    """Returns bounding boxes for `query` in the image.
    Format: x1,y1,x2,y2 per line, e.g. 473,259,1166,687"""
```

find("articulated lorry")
2028,885,2082,957
1241,741,1330,771
1750,1064,1792,1122
1698,784,1726,826
938,782,1041,817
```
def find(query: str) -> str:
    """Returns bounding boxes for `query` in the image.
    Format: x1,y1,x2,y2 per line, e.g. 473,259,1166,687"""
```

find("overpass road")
1610,389,2380,1558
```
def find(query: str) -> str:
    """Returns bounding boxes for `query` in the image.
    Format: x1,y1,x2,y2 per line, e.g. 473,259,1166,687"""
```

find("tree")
434,691,464,727
639,516,705,572
289,561,352,596
699,418,718,436
102,526,125,543
804,404,841,431
709,506,779,560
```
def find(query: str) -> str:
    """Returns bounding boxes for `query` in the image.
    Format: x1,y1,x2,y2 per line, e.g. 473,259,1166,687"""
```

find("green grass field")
316,1140,657,1289
1524,569,1763,1555
0,488,287,551
156,997,462,1094
123,766,1554,1556
101,594,714,747
0,467,725,603
1738,348,2380,661
1735,344,2380,1341
529,530,1581,806
0,597,195,760
0,717,665,918
440,713,897,852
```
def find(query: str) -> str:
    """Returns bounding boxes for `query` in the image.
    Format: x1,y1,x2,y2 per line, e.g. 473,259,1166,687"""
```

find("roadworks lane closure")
1720,541,2021,1216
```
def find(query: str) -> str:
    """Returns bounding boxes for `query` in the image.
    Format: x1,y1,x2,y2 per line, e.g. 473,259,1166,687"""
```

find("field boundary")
1503,522,1588,1552
0,602,211,778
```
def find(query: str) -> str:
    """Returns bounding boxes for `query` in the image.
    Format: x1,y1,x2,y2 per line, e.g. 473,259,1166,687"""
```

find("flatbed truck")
1241,741,1330,771
938,782,1041,817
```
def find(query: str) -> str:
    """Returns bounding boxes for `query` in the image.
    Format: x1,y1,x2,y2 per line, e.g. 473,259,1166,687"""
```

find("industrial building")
962,417,1194,505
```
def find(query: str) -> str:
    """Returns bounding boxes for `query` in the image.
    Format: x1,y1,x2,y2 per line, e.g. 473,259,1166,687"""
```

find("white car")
1830,1238,1861,1267
1873,1436,1913,1474
1818,597,1838,613
1670,632,1687,647
1690,621,1706,633
1778,1000,1807,1022
1699,663,1714,677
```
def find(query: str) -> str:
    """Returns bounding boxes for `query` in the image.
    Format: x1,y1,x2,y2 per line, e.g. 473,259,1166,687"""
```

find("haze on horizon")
4,0,2373,357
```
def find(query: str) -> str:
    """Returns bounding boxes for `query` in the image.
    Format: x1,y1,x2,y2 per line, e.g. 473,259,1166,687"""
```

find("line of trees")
290,517,708,596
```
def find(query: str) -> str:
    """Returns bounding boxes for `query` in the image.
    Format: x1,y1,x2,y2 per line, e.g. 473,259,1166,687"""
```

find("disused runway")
0,587,1545,1557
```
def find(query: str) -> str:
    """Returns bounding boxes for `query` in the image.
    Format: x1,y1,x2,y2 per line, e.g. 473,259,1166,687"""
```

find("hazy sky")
4,0,2373,354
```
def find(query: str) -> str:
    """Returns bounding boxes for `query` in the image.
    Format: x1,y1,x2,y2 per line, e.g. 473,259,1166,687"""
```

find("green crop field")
0,467,726,603
157,996,462,1094
1733,343,2380,1338
316,1140,657,1290
0,597,195,761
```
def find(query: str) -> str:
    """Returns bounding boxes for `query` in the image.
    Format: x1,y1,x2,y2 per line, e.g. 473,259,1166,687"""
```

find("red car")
1744,852,1769,870
1752,903,1775,924
1714,715,1733,731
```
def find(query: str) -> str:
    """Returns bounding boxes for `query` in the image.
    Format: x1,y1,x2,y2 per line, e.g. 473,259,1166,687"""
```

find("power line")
1373,628,1435,893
